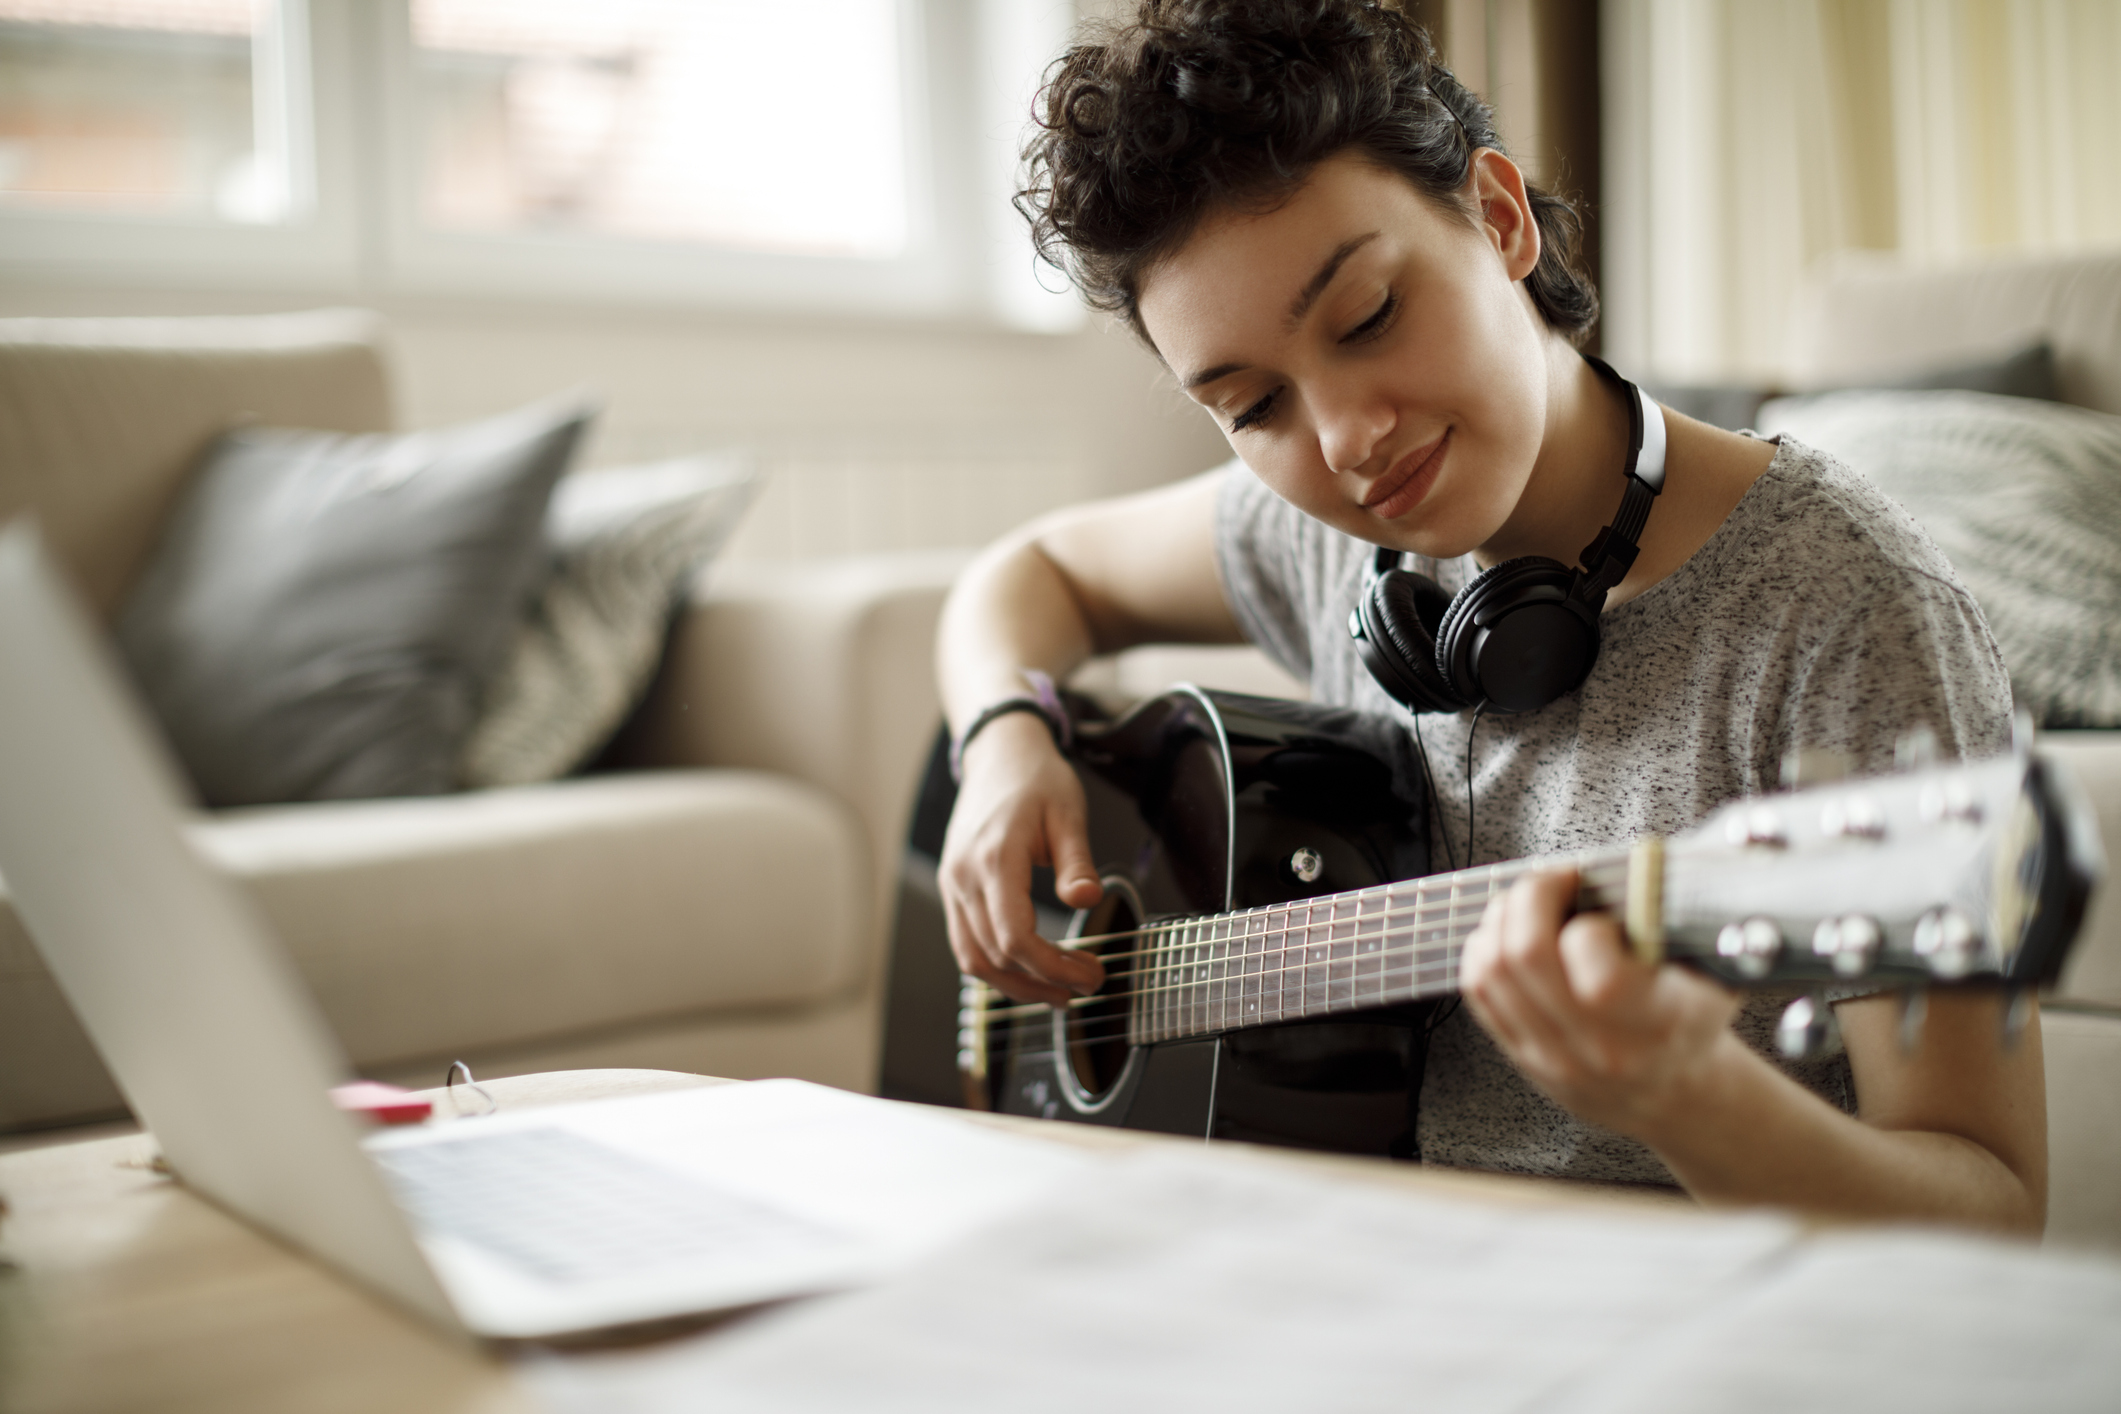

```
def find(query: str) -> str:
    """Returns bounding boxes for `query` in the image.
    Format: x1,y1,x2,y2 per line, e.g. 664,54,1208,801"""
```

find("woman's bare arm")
1651,988,2046,1232
1462,869,2047,1234
937,470,1243,1003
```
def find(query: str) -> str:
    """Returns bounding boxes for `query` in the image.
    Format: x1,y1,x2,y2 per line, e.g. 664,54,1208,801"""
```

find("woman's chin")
1369,503,1500,563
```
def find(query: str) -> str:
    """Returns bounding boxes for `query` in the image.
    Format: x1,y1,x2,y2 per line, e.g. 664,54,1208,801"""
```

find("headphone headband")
1572,357,1666,606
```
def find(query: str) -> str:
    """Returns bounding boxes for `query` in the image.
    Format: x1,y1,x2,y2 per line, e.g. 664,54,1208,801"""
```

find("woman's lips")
1363,431,1449,520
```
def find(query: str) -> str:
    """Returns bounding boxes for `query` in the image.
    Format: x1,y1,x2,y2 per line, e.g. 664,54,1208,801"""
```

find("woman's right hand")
938,711,1106,1005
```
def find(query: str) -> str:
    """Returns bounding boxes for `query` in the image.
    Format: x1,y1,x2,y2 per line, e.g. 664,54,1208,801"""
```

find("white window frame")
0,0,362,291
0,0,1079,329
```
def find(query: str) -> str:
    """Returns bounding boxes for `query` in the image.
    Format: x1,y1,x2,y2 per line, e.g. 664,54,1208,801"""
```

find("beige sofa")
1783,249,2121,1252
0,310,961,1131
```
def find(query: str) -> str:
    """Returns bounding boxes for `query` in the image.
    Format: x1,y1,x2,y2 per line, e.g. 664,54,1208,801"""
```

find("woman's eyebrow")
1286,232,1380,327
1181,230,1384,391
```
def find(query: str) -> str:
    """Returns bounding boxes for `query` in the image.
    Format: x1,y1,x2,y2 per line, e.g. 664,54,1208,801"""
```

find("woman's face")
1137,149,1552,560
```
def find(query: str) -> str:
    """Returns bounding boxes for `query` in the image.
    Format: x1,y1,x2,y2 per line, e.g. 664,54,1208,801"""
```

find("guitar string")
1005,854,1633,972
1040,852,1632,952
980,935,1471,1060
974,921,1470,1025
984,962,1467,1051
967,914,1499,1045
996,965,1471,1061
960,858,1641,1053
968,856,1634,1000
957,856,1640,1061
962,880,1622,1042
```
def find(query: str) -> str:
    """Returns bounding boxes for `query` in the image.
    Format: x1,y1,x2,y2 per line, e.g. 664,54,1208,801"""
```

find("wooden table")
0,1070,1689,1414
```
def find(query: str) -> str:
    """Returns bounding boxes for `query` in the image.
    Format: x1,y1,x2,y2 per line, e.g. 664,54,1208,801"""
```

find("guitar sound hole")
1063,882,1143,1101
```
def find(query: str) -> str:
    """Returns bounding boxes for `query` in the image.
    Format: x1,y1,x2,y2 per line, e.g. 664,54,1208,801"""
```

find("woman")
938,0,2043,1231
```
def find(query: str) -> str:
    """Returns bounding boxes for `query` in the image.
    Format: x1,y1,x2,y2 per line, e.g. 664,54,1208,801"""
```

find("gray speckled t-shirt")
1213,436,2013,1185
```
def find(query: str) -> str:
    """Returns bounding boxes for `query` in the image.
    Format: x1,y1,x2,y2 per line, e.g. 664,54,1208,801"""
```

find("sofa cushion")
0,768,869,1129
463,454,758,789
1756,391,2121,729
116,398,592,806
1645,340,2062,434
195,770,870,1066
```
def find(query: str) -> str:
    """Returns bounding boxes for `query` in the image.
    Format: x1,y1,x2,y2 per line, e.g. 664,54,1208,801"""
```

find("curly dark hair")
1018,0,1598,349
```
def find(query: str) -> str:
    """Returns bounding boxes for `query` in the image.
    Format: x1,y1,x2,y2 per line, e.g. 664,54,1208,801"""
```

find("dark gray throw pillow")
1645,340,2061,432
118,398,593,806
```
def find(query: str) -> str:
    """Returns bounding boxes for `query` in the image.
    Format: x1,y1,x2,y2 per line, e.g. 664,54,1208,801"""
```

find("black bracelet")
950,699,1064,782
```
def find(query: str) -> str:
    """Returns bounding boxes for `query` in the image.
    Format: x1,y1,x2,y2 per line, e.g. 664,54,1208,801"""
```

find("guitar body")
969,688,1441,1157
880,685,2099,1163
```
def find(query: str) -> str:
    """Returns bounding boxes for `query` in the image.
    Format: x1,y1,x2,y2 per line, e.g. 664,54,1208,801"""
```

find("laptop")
0,520,1086,1341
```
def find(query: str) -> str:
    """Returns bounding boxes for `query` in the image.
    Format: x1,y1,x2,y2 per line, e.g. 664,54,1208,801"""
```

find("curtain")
1409,0,1605,336
1602,0,2121,383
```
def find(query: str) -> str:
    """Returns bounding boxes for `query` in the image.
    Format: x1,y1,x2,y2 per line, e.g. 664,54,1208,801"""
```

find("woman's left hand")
1459,868,1741,1141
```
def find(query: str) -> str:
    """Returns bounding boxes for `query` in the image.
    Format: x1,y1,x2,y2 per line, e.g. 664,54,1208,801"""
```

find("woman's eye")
1229,390,1279,434
1344,291,1399,343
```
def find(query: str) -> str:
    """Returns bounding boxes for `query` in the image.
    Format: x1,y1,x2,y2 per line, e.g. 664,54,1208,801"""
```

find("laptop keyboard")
371,1126,847,1285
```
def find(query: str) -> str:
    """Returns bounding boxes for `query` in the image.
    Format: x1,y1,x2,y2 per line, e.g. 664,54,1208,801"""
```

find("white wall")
0,286,1233,561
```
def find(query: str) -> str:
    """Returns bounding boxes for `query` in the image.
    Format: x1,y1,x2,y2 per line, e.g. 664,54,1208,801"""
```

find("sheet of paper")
522,1147,1799,1414
547,1080,1102,1268
1550,1229,2121,1414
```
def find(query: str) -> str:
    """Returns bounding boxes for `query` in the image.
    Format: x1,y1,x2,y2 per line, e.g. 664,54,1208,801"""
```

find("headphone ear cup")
1437,556,1601,712
1359,568,1466,713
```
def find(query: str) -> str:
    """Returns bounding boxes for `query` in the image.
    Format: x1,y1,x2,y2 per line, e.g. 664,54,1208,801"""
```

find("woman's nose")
1315,385,1396,476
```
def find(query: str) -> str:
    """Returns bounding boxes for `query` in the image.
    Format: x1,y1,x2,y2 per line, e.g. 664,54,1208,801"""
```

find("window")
0,0,1078,328
412,0,908,259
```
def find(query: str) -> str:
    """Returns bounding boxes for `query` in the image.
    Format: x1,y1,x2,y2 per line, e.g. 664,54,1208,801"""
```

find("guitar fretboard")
1128,849,1631,1045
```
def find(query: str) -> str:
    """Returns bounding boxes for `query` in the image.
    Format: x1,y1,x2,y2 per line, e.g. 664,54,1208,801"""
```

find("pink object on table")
329,1081,432,1125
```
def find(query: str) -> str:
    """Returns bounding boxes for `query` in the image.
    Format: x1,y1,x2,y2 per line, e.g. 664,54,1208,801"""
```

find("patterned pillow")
1756,390,2121,728
462,455,758,787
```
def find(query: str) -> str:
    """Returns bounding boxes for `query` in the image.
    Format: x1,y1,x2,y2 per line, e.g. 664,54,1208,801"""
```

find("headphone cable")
1463,704,1486,867
1410,714,1456,874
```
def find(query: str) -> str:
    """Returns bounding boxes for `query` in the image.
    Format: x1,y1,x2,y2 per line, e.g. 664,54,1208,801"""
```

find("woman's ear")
1469,149,1541,283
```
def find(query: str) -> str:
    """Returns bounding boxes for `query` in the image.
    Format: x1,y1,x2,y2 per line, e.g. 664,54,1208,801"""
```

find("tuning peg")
1913,907,1979,978
1898,986,1929,1054
2002,988,2035,1048
1780,747,1852,790
1718,917,1784,978
1776,993,1841,1062
1894,725,1940,771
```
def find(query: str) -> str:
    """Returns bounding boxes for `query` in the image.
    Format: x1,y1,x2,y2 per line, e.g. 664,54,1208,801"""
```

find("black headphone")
1349,356,1668,715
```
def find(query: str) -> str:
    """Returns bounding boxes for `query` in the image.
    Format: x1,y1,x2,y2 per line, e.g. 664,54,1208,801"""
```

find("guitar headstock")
1662,743,2103,993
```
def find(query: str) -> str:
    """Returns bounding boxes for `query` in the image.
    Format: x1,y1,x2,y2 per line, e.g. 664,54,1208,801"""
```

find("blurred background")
2,0,2117,562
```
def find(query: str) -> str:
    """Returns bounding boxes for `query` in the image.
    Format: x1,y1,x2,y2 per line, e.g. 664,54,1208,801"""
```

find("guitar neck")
1129,848,1633,1046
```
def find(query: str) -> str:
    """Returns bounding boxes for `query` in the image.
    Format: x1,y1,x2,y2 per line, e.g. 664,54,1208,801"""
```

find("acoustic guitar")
883,688,2099,1160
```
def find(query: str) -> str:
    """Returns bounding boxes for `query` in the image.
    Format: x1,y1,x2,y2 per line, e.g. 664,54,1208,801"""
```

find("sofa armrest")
2040,732,2121,1010
609,550,969,928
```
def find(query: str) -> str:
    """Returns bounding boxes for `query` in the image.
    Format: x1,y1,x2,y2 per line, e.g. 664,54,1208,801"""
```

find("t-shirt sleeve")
1774,561,2014,779
1789,574,2005,1009
1212,461,1317,684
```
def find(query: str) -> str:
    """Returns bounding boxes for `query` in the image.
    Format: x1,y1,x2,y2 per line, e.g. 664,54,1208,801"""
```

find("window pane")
0,0,290,221
413,0,908,258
